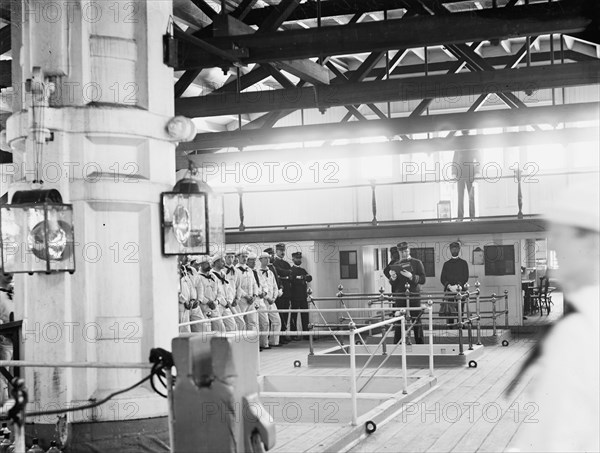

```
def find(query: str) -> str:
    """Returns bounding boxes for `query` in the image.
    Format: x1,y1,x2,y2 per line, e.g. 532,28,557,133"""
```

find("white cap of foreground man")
545,181,599,294
509,180,599,453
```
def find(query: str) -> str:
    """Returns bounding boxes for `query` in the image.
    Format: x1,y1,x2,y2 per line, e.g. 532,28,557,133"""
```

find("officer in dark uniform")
272,243,292,344
386,242,426,344
290,251,312,340
383,246,400,286
440,241,470,327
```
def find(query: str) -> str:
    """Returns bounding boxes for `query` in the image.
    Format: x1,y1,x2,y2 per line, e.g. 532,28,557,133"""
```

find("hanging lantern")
160,178,224,256
0,189,75,274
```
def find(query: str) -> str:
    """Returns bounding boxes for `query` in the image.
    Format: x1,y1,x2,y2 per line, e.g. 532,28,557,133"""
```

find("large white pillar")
6,0,184,448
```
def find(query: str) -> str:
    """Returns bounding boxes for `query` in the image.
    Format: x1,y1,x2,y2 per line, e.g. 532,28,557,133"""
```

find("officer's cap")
275,243,286,250
291,252,302,259
397,242,409,251
264,247,274,255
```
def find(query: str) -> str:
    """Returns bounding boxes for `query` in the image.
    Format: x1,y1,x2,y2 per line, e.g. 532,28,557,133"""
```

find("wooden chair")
530,276,555,316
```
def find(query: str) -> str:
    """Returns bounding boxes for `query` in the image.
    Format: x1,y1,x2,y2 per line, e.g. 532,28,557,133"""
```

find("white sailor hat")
211,253,224,263
194,255,211,265
258,252,270,260
247,252,258,260
545,181,600,232
224,247,237,256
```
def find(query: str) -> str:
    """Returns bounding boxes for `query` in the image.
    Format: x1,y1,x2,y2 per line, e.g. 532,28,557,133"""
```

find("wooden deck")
258,333,538,453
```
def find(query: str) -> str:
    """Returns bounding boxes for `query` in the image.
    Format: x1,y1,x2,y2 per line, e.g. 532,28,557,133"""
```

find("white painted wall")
276,232,549,327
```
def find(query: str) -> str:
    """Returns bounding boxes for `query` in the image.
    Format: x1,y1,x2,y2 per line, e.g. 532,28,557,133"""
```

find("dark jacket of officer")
385,257,426,294
290,265,312,301
273,257,292,296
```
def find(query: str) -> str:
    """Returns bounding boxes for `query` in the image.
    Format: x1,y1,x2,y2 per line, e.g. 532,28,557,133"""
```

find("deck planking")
347,339,536,452
258,333,538,453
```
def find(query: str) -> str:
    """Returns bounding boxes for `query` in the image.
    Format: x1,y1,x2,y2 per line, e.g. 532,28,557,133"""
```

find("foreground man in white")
509,182,599,452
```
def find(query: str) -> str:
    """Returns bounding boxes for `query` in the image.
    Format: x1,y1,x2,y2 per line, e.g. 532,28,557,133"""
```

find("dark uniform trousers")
275,279,291,332
290,297,309,334
393,295,425,344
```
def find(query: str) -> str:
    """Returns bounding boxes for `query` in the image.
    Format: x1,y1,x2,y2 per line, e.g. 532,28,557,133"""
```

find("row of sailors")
178,249,282,350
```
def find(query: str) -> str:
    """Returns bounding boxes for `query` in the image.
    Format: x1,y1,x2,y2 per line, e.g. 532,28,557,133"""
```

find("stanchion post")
349,322,358,426
475,282,482,346
428,300,434,378
308,323,314,356
400,315,408,394
337,284,345,346
404,283,411,345
457,288,464,355
491,293,497,337
504,289,509,330
380,288,387,355
166,367,175,453
465,284,473,351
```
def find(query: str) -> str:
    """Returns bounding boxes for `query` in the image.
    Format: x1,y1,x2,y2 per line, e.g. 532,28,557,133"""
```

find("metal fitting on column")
166,116,197,142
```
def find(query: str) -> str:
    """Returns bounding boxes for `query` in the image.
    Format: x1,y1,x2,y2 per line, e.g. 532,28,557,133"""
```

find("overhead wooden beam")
214,8,331,88
174,69,202,98
273,59,330,85
239,12,366,130
190,0,218,20
256,0,301,33
233,0,260,21
357,49,594,80
214,65,272,93
175,61,600,117
177,102,600,151
182,127,599,166
240,0,463,25
176,1,592,69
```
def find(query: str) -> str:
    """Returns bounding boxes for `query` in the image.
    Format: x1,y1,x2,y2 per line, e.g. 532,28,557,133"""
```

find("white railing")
348,313,406,426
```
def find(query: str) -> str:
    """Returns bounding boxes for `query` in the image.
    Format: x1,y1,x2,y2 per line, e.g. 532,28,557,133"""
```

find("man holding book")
384,242,426,344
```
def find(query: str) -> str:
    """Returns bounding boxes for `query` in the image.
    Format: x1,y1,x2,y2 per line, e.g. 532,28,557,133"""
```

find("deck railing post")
404,283,411,345
428,300,434,377
475,281,482,345
166,367,175,452
457,289,464,355
504,289,509,330
349,322,358,426
492,293,498,337
465,284,473,351
379,287,387,355
401,315,408,394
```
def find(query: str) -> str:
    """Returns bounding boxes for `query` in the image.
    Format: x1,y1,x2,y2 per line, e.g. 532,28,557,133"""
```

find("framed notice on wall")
437,200,451,219
473,247,484,265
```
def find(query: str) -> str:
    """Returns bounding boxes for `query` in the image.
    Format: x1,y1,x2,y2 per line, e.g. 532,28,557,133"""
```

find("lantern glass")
1,203,75,274
161,192,208,255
